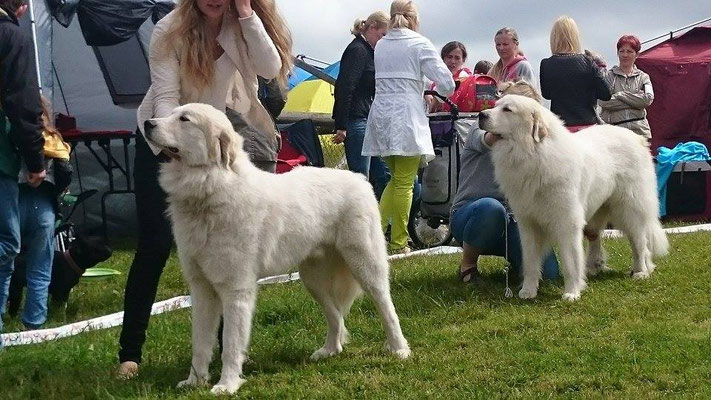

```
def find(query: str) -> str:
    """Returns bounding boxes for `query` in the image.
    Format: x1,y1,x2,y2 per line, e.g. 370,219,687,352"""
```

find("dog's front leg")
211,285,257,395
557,225,587,301
518,221,544,299
177,277,222,389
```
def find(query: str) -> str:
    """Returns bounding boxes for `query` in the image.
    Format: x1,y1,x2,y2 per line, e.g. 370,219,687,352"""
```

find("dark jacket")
0,5,44,177
540,53,611,126
332,35,375,130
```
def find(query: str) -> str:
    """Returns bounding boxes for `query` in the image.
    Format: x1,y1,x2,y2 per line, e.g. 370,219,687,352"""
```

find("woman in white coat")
362,0,455,254
117,0,292,379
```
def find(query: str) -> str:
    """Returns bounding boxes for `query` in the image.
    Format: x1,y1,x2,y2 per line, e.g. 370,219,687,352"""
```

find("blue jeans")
0,175,21,342
344,118,370,177
17,184,55,329
451,197,559,280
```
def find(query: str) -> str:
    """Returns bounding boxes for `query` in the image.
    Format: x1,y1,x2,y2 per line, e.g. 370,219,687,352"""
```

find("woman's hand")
234,0,253,18
483,131,501,147
332,130,347,144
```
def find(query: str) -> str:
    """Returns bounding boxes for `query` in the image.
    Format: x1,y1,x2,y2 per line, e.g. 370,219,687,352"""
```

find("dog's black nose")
144,120,157,137
479,112,488,121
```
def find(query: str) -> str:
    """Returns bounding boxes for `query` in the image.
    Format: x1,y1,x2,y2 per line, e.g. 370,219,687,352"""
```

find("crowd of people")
1,0,658,380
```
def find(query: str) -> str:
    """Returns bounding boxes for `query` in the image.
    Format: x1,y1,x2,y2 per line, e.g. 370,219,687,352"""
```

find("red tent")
637,26,711,151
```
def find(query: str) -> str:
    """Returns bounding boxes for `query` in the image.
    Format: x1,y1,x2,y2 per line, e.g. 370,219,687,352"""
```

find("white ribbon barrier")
4,224,711,347
1,273,300,347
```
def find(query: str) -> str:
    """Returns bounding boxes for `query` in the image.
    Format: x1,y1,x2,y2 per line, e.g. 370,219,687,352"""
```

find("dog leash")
503,213,514,298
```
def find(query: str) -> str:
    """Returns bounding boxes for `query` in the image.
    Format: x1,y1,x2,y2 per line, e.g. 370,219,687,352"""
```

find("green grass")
2,232,711,399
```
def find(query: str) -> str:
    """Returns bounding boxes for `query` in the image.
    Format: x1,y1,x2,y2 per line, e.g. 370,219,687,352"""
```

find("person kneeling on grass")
450,80,560,283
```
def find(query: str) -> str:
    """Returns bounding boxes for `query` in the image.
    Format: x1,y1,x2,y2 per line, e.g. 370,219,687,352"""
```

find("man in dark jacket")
0,0,45,343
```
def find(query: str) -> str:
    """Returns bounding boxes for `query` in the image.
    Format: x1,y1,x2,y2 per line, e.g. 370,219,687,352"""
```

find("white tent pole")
27,0,43,94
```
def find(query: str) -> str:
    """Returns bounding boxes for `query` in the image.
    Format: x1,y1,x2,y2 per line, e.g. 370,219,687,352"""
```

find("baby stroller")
407,90,479,248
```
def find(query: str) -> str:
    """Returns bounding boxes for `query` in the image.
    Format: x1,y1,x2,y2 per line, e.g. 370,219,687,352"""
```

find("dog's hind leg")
177,274,222,389
585,209,609,277
517,221,545,299
211,283,257,395
300,256,354,361
339,244,410,359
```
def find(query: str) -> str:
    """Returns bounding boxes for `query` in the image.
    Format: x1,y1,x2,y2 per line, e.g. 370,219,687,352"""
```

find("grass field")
1,231,710,399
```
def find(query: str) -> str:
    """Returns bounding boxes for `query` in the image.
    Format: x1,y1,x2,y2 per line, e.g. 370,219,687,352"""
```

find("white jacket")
362,29,455,162
137,10,281,154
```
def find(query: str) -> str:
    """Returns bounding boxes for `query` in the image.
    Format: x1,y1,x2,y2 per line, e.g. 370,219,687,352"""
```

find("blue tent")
288,61,340,90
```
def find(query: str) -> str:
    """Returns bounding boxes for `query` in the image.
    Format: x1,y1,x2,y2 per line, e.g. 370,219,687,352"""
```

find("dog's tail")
648,220,669,257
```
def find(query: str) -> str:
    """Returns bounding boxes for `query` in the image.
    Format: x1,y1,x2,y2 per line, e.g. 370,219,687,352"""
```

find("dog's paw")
384,341,411,359
631,271,649,280
393,347,412,359
176,373,209,389
561,291,581,302
518,287,538,299
586,260,610,276
309,346,341,361
210,378,245,395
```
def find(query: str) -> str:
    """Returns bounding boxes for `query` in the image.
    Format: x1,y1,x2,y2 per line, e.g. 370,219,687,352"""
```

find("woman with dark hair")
599,35,654,139
427,41,471,112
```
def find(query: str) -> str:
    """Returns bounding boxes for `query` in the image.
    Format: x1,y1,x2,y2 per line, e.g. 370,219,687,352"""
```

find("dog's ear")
531,110,548,143
218,128,238,169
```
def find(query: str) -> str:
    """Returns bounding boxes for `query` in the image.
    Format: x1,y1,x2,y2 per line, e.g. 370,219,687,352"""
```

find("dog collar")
63,250,84,275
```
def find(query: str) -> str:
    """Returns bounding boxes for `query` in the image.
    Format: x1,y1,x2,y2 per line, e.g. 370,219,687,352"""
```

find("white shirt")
199,52,236,113
362,29,455,163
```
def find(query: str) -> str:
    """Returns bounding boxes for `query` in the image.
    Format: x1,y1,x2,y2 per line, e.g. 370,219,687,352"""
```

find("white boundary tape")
4,224,711,347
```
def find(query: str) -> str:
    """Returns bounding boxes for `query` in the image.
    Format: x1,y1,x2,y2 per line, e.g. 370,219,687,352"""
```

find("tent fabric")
637,26,711,151
656,141,710,216
288,61,340,89
77,0,175,46
283,80,335,114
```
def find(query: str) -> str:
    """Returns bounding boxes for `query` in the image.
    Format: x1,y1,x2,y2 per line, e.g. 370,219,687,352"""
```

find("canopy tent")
637,26,711,151
17,0,175,237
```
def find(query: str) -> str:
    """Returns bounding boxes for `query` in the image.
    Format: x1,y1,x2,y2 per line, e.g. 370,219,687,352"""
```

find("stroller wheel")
407,211,453,249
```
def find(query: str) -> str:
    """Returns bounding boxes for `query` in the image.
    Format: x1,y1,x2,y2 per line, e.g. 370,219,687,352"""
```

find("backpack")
452,74,498,112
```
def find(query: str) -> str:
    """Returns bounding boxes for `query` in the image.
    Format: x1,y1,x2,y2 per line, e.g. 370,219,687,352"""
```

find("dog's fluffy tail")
648,221,669,257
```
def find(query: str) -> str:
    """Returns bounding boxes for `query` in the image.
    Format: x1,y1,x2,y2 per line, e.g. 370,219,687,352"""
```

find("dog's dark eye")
503,107,512,112
179,115,191,122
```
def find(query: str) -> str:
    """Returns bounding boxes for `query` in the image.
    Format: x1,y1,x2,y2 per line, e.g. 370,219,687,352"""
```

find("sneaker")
388,246,413,256
116,361,139,380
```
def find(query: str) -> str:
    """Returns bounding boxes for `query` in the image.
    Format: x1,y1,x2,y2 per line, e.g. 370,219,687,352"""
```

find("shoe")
388,246,413,255
116,361,139,380
458,266,480,283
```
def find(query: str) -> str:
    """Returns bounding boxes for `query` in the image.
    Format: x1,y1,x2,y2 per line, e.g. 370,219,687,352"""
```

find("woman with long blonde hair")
540,15,611,131
117,0,292,379
362,0,454,254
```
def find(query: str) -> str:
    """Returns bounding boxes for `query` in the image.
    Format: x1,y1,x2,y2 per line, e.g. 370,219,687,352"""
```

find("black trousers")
118,135,173,364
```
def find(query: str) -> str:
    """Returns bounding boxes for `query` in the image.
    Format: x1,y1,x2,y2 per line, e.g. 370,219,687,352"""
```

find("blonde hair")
160,0,293,91
488,27,522,82
498,80,542,103
550,15,582,54
350,11,389,36
389,0,419,31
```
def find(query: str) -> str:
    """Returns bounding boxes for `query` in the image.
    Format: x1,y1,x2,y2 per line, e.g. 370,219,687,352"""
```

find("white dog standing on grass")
143,103,410,395
479,95,668,301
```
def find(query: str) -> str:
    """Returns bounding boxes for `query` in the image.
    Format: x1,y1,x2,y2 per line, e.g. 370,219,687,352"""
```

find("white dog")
479,95,668,301
143,103,410,395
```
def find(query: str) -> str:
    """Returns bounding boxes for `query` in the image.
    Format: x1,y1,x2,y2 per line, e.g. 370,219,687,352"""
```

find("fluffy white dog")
479,95,668,301
143,103,410,395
